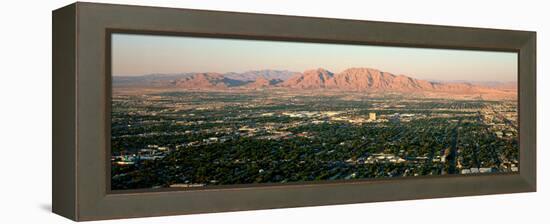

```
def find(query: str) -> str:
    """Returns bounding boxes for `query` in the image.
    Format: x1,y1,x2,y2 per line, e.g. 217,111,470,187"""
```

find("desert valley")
111,67,518,190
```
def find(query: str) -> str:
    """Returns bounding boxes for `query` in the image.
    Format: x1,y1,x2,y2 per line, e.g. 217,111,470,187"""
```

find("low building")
369,112,376,121
479,167,494,173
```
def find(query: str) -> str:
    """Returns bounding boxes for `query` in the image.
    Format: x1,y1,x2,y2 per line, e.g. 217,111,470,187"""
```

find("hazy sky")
112,33,517,82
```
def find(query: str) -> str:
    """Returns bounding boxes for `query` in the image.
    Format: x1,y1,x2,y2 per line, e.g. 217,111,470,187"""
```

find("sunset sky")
112,33,517,82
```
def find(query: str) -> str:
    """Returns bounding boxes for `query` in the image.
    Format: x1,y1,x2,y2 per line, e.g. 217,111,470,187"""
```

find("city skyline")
112,33,518,82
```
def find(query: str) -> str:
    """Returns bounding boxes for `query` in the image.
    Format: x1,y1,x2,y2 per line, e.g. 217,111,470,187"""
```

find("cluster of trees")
458,120,518,169
112,137,413,190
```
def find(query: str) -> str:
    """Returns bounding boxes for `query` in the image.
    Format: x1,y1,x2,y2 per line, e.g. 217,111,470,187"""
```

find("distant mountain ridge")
223,70,298,81
113,67,517,100
114,70,296,86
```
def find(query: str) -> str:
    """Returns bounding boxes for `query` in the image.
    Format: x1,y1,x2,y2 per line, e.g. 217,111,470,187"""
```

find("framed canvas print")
52,2,536,221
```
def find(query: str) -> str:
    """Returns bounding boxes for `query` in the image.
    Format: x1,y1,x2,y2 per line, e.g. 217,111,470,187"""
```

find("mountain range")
113,67,517,100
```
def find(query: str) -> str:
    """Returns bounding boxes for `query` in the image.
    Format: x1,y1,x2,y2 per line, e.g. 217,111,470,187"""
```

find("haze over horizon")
112,33,518,82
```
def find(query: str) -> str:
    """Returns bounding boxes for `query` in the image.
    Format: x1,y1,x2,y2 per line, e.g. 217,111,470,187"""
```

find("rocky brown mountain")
276,67,515,100
173,73,247,89
280,68,335,88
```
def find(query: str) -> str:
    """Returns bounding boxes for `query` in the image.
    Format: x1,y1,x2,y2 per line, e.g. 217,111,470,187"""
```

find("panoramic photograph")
110,33,519,190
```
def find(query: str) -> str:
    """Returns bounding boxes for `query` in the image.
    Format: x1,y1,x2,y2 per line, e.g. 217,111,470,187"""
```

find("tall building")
369,112,376,121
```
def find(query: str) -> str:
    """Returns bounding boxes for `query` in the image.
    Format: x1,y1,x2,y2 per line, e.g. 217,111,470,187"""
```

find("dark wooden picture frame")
53,2,536,221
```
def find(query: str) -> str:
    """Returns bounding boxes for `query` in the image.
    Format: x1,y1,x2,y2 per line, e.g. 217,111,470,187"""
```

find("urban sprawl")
111,90,518,190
